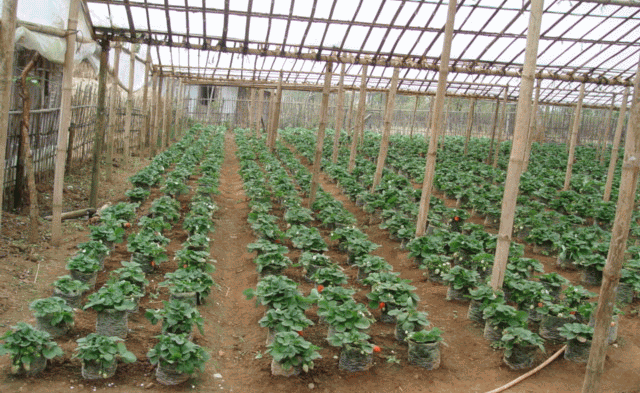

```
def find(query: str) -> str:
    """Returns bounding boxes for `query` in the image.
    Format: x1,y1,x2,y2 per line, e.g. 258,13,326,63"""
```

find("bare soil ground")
0,135,639,393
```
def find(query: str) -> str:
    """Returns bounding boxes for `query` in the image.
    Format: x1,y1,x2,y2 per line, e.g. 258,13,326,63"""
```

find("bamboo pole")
486,97,501,164
172,79,182,137
161,76,170,150
308,63,333,208
598,96,616,165
582,57,640,393
123,45,135,162
89,40,110,209
493,88,509,168
409,95,420,138
153,74,163,156
268,73,283,150
538,105,550,143
463,98,477,156
371,68,400,192
522,80,541,172
603,87,629,202
0,0,18,228
149,70,158,155
266,91,276,143
415,0,458,237
249,88,256,136
51,0,81,246
346,91,356,137
256,88,264,136
489,0,544,290
348,65,368,173
141,50,151,154
331,63,346,164
106,43,121,182
563,83,586,191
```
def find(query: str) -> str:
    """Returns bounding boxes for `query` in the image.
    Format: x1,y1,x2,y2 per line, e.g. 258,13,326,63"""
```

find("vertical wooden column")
348,65,368,173
603,88,629,202
0,0,18,229
331,63,346,164
141,50,151,153
153,74,163,156
123,45,135,162
582,58,640,393
346,91,356,137
308,63,333,207
268,74,283,150
371,68,400,192
522,80,541,173
172,79,182,136
598,96,616,165
463,98,477,155
51,0,81,246
149,70,158,155
493,88,509,168
89,40,110,209
563,83,586,191
415,0,458,237
161,77,170,150
106,43,121,181
537,105,550,143
486,97,501,164
409,95,420,138
489,0,544,289
249,88,256,136
256,89,264,136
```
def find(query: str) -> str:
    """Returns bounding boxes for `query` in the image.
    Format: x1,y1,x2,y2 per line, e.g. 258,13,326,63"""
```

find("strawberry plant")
267,331,321,374
0,322,63,374
146,300,205,335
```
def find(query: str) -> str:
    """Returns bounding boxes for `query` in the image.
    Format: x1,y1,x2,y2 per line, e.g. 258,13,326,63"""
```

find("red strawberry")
373,345,381,353
317,285,325,293
297,331,304,336
378,302,386,310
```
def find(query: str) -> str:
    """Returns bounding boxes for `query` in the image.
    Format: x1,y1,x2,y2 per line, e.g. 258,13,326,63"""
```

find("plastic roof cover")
84,0,640,107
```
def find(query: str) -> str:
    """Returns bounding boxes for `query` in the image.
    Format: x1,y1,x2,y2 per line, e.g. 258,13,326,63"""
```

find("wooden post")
582,58,640,393
463,98,477,155
106,43,121,181
153,74,164,155
51,0,81,246
249,88,256,136
308,63,333,207
415,0,458,237
348,65,368,173
141,50,151,154
371,68,400,192
268,74,283,150
266,91,276,143
89,40,110,209
123,45,135,162
161,76,170,150
172,79,182,137
489,0,544,290
0,0,18,229
493,88,509,168
603,88,629,202
331,63,346,164
522,80,541,172
149,70,158,156
425,96,436,142
346,91,356,137
563,83,586,191
598,96,616,165
486,97,501,164
256,88,264,136
538,105,550,143
65,121,76,170
409,95,420,138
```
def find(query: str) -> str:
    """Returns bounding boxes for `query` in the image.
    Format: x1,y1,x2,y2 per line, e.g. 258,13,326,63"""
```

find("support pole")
149,70,158,155
415,0,458,237
563,83,586,191
598,96,616,165
425,96,436,142
331,63,346,164
172,79,182,136
161,76,170,150
249,88,256,136
409,95,420,138
582,57,640,393
153,74,163,156
493,89,509,168
463,98,477,155
486,97,501,164
522,80,541,172
106,43,121,181
371,68,400,192
489,0,544,290
89,40,110,209
348,65,368,173
123,44,135,162
256,88,264,136
141,50,151,153
308,63,334,207
268,73,283,151
51,0,80,246
0,0,18,228
603,88,629,202
346,91,356,137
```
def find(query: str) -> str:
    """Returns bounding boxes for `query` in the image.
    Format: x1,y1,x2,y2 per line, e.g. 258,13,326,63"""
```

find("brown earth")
0,134,638,393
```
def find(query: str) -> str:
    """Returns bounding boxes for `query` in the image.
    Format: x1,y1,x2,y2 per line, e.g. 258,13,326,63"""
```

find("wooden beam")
0,0,18,230
582,56,640,393
123,45,136,162
563,83,586,191
489,0,544,290
603,87,629,202
331,63,346,164
106,43,121,182
371,67,400,192
89,40,110,209
493,88,509,168
348,65,368,173
51,0,81,246
415,0,458,237
463,98,477,156
308,62,333,207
